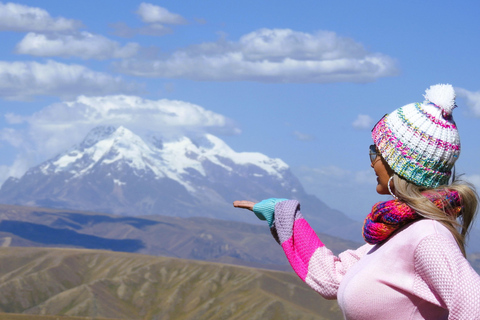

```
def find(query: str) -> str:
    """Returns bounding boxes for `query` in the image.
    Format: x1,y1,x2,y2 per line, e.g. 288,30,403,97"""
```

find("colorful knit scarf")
363,189,463,245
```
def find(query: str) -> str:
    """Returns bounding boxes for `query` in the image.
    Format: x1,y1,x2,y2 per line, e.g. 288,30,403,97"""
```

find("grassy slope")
0,314,118,320
0,247,343,320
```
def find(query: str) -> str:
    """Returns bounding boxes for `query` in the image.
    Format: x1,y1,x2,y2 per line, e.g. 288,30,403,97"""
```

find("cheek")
373,161,391,195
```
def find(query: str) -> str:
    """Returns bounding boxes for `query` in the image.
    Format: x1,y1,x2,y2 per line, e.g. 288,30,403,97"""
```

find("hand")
233,200,256,211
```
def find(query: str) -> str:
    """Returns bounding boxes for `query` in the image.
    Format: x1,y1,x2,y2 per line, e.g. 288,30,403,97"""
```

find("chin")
376,185,389,195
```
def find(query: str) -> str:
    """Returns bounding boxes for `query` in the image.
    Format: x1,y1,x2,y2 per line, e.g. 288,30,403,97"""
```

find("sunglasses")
369,144,380,163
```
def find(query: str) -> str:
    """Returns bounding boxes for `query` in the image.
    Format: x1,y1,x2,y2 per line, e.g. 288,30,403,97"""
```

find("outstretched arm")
234,198,370,299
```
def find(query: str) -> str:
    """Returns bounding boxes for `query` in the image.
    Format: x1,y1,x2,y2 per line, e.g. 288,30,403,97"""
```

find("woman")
234,84,480,319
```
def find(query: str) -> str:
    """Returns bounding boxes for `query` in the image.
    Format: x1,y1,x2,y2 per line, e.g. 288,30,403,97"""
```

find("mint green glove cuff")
253,198,288,227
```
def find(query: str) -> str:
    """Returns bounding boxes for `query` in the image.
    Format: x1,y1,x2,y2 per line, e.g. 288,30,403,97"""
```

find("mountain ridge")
0,203,362,272
0,126,361,239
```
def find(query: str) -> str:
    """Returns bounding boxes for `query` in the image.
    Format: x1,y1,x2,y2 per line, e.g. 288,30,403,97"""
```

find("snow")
113,179,126,186
45,125,290,193
52,151,83,169
203,134,288,178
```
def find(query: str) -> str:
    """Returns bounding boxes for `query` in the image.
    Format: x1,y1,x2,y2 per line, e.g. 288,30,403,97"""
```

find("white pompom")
423,84,456,116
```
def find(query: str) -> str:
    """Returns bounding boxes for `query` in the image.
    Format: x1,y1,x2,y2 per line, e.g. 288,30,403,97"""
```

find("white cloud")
16,32,139,60
0,60,140,100
2,95,239,165
0,155,32,184
116,28,398,83
136,3,187,25
0,2,81,32
456,87,480,117
0,127,33,183
4,113,24,124
0,127,24,148
110,22,172,38
111,3,186,38
352,114,374,130
293,131,315,141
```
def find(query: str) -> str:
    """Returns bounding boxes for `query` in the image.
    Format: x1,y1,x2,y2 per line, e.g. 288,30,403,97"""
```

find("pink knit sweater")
271,200,480,319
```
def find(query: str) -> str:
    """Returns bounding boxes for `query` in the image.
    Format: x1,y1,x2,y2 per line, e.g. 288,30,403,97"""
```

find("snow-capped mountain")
0,126,356,234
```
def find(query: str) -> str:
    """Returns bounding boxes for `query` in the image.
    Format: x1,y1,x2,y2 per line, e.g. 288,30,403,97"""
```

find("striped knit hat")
372,84,460,188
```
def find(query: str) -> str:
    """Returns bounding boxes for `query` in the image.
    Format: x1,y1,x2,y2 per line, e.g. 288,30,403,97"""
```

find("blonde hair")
392,174,478,257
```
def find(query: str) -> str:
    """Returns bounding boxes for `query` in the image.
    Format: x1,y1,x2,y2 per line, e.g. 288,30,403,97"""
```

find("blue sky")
1,0,480,221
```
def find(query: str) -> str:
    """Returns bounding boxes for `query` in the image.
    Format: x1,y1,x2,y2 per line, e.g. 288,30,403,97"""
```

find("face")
370,145,394,195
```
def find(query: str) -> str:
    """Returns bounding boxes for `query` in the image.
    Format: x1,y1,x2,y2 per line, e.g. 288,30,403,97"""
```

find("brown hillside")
0,203,361,271
0,247,343,320
0,313,118,320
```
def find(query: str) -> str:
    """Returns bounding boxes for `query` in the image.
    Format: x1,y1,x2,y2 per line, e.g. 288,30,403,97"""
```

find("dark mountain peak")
81,125,117,149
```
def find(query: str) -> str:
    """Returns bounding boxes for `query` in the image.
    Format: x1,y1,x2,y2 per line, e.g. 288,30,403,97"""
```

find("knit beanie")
371,84,460,188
